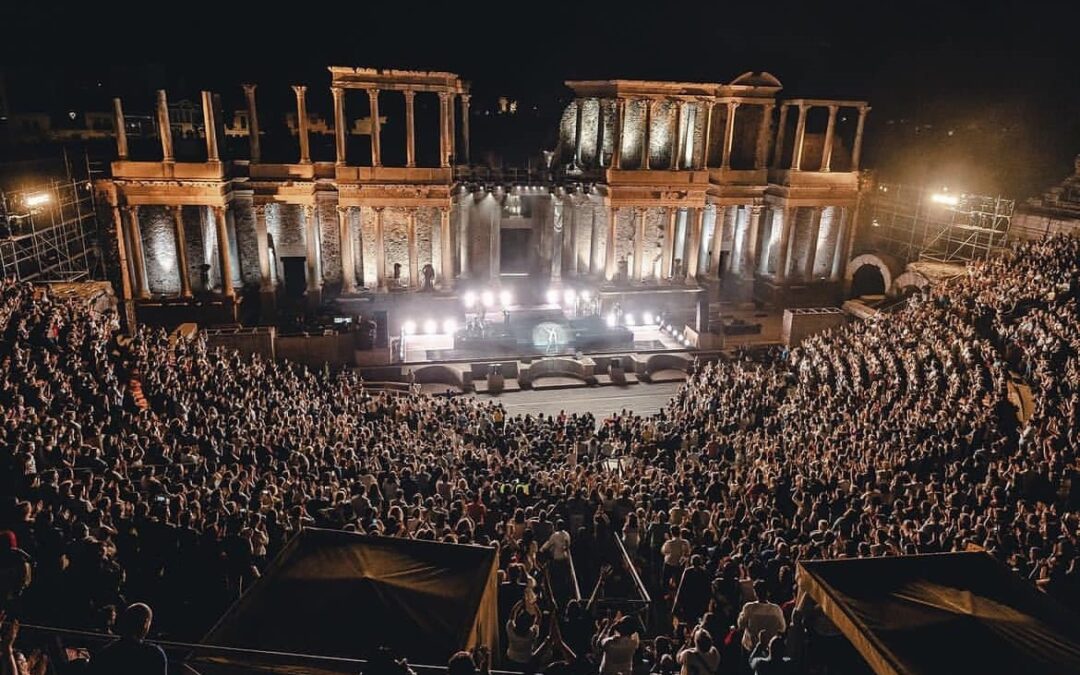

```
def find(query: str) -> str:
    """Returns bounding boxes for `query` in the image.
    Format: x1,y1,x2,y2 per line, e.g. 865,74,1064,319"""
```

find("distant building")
1013,155,1080,238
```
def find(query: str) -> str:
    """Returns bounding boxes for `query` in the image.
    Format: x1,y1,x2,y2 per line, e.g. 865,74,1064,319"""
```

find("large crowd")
0,233,1077,675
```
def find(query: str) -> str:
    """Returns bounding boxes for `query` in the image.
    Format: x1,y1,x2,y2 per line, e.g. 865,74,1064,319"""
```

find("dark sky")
3,0,1078,196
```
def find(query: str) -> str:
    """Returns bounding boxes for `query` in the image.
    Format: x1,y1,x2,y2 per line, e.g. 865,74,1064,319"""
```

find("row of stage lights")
462,289,513,310
401,318,458,336
604,311,658,328
658,319,694,348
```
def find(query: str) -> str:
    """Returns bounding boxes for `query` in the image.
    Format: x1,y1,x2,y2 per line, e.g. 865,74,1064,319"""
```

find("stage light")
443,318,458,334
25,193,50,208
643,312,654,325
402,320,417,336
930,193,958,206
423,319,438,335
499,289,513,307
624,313,636,327
463,291,477,309
580,290,592,301
563,289,576,305
605,313,617,328
545,288,559,305
481,290,495,308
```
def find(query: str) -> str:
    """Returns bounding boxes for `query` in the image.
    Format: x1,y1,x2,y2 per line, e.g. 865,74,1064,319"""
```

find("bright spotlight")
930,193,959,206
562,289,576,305
442,318,458,334
605,313,617,328
498,289,513,307
580,290,592,301
481,290,495,308
463,291,477,309
643,312,654,326
624,313,636,327
545,288,559,305
402,320,417,336
25,193,50,208
423,319,438,335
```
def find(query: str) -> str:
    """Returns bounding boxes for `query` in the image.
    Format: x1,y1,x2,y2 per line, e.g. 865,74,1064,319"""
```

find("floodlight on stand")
930,193,959,206
25,193,50,208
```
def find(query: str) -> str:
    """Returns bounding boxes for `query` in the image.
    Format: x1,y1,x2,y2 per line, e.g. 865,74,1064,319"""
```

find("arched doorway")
851,264,886,296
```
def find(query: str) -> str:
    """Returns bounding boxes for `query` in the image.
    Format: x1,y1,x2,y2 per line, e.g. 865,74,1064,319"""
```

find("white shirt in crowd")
541,529,571,561
737,600,787,651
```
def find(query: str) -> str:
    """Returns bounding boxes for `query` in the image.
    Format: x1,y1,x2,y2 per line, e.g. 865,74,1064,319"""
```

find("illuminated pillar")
721,101,739,169
702,100,715,169
489,207,500,282
212,206,235,298
632,208,645,280
641,100,653,170
755,104,774,170
804,207,823,280
671,101,683,170
852,106,870,171
775,207,796,283
595,98,605,167
440,207,453,288
110,200,134,309
612,98,626,169
242,84,261,163
771,104,789,168
438,92,451,168
302,204,321,298
332,86,347,166
589,206,600,275
710,206,727,277
605,207,619,280
821,105,839,172
124,206,150,298
791,104,809,171
744,205,763,281
170,206,192,298
661,207,677,279
831,207,849,282
404,89,417,168
573,99,585,167
113,98,129,160
292,85,311,164
155,90,174,163
406,208,419,288
200,91,220,163
460,94,471,165
457,204,470,279
254,204,273,292
367,89,382,167
374,207,386,289
685,207,704,281
337,206,356,293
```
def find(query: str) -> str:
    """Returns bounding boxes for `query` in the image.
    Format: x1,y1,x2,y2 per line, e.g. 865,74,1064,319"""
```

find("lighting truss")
0,179,99,282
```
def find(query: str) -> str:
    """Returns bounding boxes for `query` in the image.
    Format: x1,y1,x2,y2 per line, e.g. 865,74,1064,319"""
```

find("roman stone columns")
662,207,677,279
685,208,704,281
605,207,619,280
803,207,824,280
573,99,585,167
212,206,235,298
831,207,849,282
292,85,311,164
124,206,150,299
254,204,273,293
755,105,774,170
852,106,870,171
710,206,728,277
440,208,453,288
404,89,417,168
632,207,646,281
200,91,220,163
438,92,451,168
641,100,653,169
332,87,347,166
775,207,796,283
242,84,261,163
721,101,739,169
671,101,684,170
155,90,173,163
337,206,357,293
113,98,128,160
821,105,839,172
368,89,382,167
374,207,386,288
744,206,763,281
460,94,471,165
702,100,715,169
302,204,321,299
791,104,809,171
612,98,626,169
589,206,601,276
771,105,789,168
170,206,192,298
595,99,606,168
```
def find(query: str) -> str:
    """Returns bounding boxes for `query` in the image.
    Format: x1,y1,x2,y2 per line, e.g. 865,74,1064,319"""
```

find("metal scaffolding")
0,178,98,282
864,183,1014,265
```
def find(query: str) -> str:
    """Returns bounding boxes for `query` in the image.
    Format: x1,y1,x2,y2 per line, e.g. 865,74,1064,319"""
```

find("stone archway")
845,252,900,297
892,270,931,295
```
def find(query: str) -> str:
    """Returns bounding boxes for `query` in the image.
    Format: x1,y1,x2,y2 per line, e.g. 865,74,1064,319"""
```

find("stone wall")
613,208,635,273
812,206,841,278
648,101,676,169
140,206,180,295
417,207,435,275
621,100,646,170
359,207,379,287
317,198,341,285
641,207,666,279
182,207,210,292
233,200,260,288
383,208,410,285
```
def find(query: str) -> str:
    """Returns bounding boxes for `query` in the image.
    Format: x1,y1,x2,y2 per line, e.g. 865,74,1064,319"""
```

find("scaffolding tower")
0,178,99,282
865,183,1014,265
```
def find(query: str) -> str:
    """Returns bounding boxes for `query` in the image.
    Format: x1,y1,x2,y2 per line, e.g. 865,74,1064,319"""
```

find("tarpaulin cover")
200,528,499,667
797,552,1080,675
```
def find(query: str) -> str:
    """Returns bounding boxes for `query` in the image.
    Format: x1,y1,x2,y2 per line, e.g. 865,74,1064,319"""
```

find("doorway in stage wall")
500,229,530,274
281,257,308,300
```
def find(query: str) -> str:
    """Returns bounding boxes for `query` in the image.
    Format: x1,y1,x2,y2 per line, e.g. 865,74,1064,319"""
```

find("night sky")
2,0,1078,196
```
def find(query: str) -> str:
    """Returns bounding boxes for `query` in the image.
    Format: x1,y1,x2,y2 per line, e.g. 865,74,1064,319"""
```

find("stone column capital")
797,102,810,113
170,205,183,215
460,93,471,103
827,104,839,114
749,204,764,216
437,91,451,102
402,88,416,100
367,88,380,100
292,84,307,97
336,205,349,215
242,83,257,95
728,100,740,110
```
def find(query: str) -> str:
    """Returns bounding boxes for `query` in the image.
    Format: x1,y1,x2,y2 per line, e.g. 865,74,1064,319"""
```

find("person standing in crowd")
90,603,166,675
